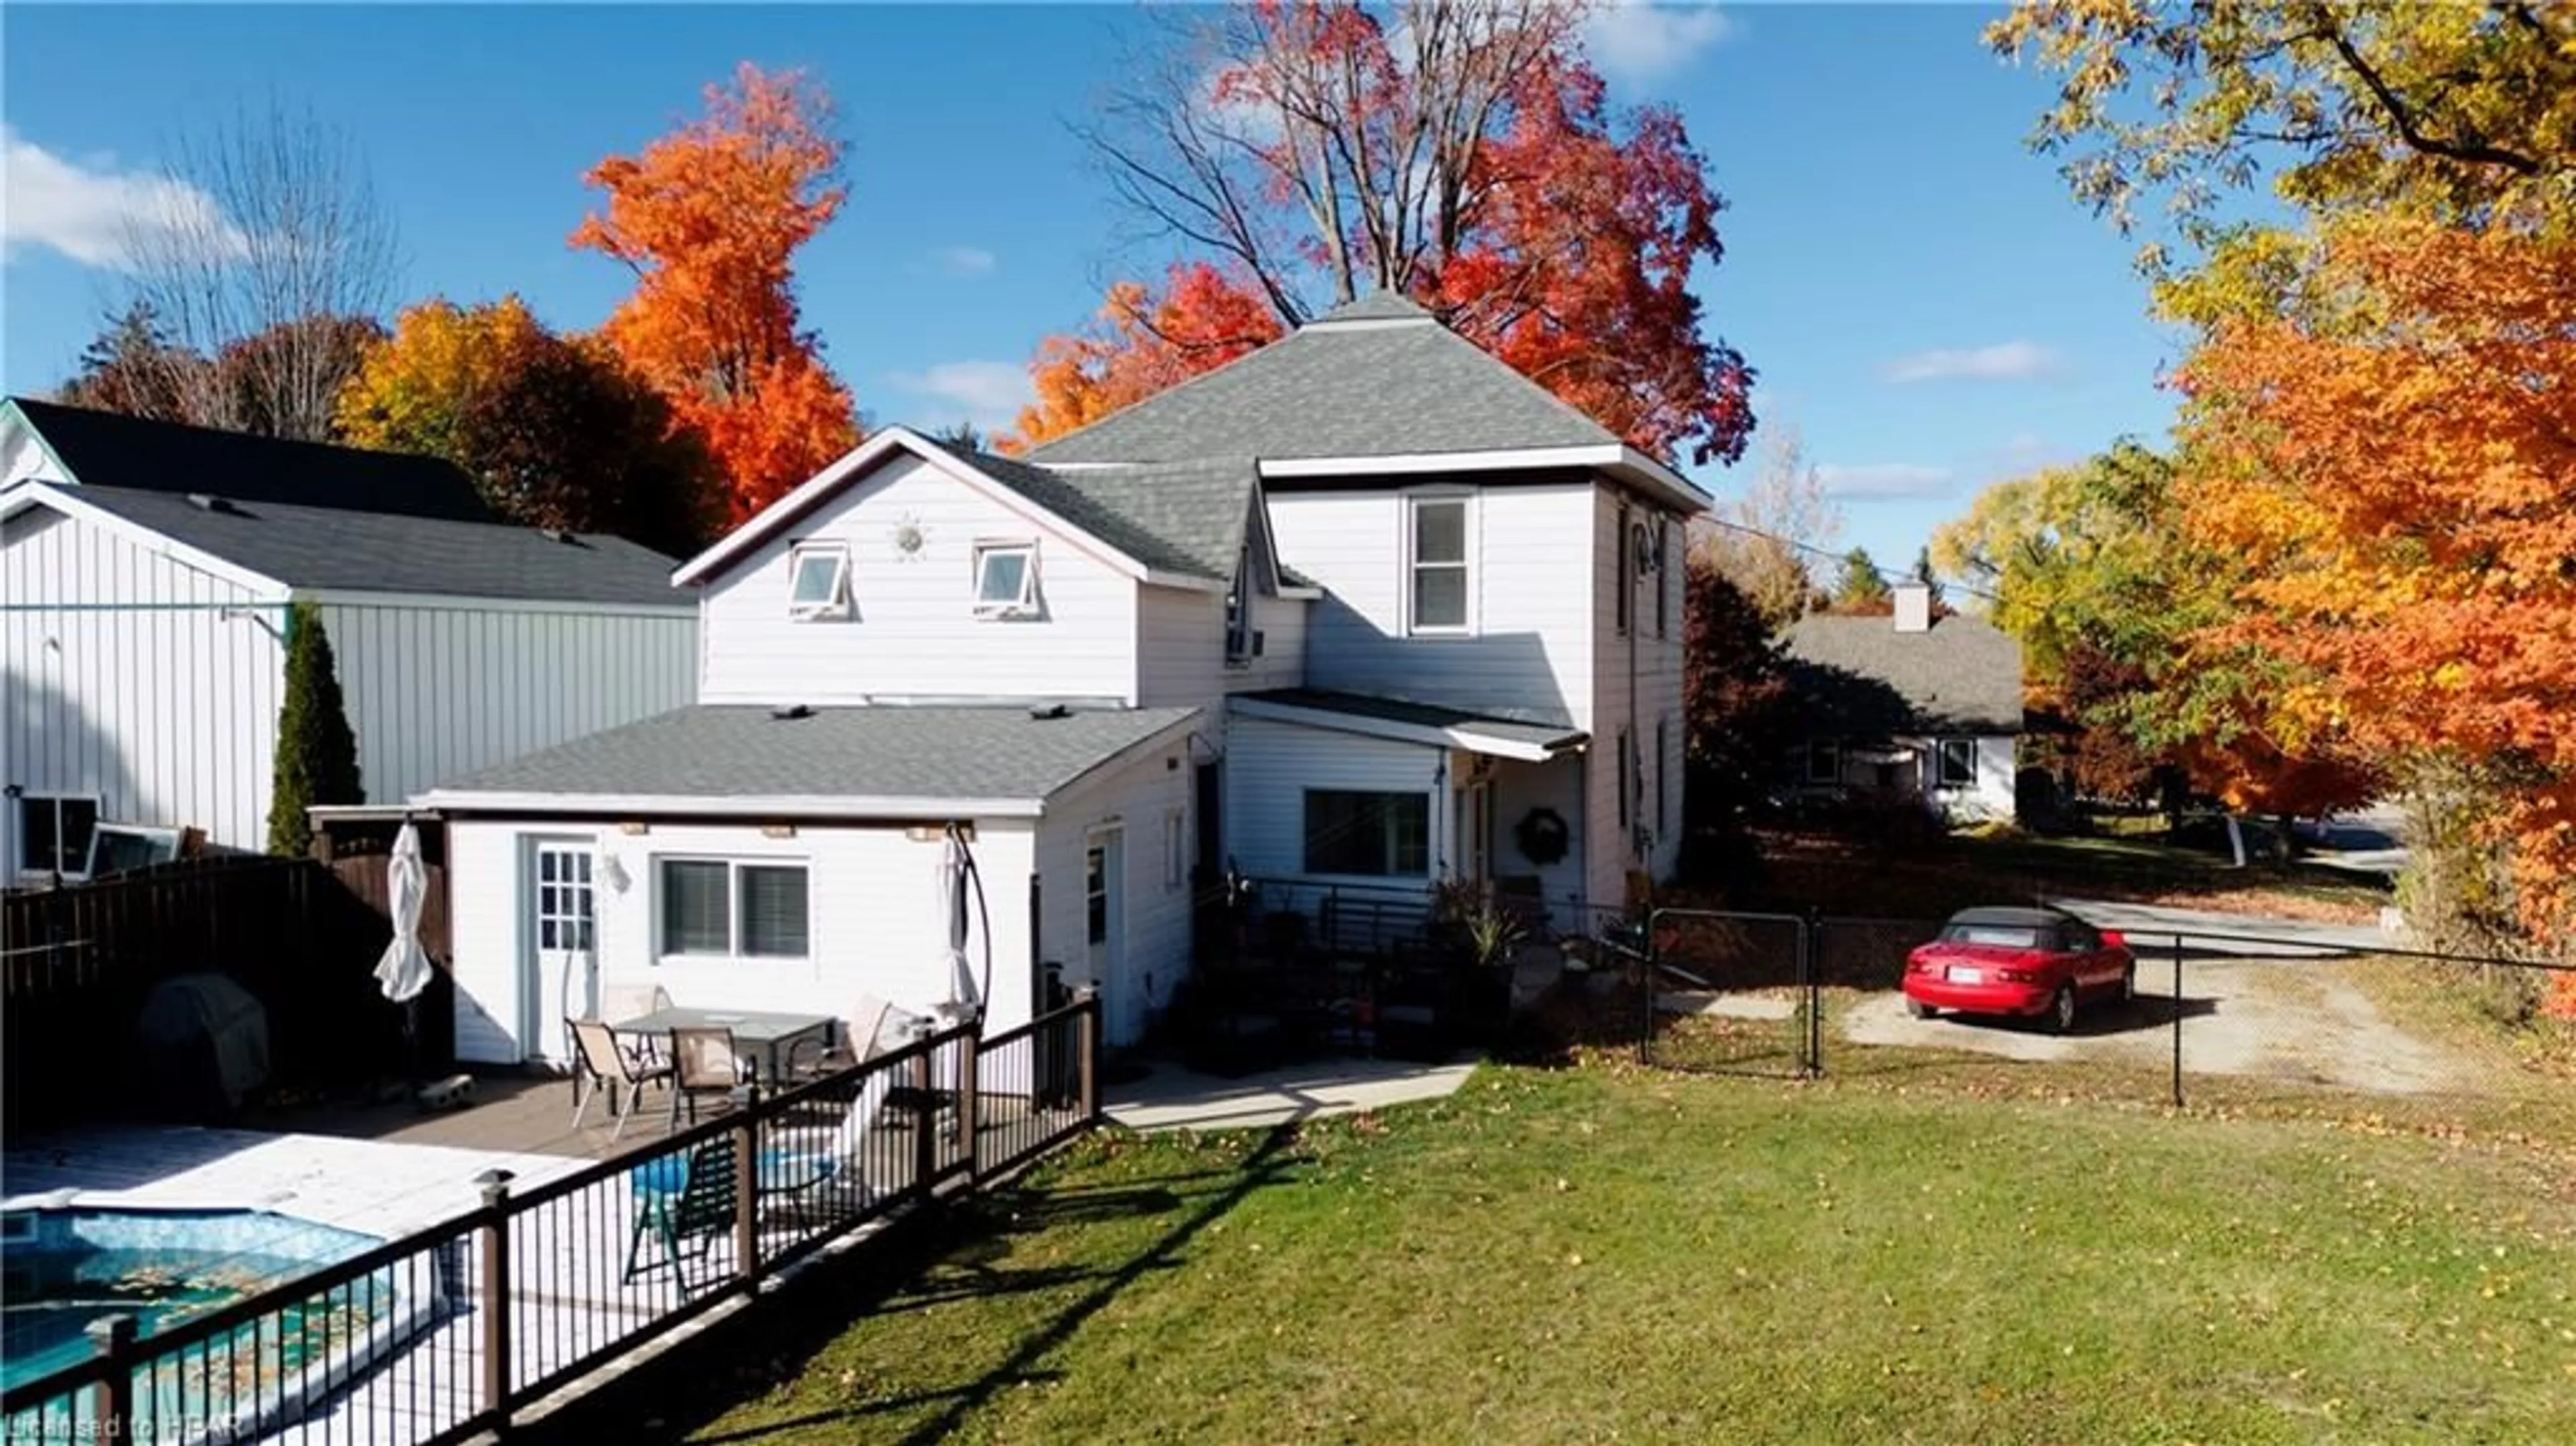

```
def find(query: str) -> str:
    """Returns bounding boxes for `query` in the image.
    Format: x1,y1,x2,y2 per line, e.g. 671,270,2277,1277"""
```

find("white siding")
1587,487,1689,904
1034,731,1196,1047
1235,592,1309,693
1267,484,1595,726
1136,584,1225,718
696,453,1139,706
1223,714,1447,885
1931,735,2018,823
445,816,1040,1066
315,598,696,804
2,506,287,865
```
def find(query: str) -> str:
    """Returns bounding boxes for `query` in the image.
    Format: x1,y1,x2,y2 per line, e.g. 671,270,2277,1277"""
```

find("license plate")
1945,966,1983,984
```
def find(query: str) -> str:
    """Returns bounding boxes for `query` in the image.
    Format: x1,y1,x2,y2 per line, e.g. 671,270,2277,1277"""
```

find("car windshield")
1941,924,2045,949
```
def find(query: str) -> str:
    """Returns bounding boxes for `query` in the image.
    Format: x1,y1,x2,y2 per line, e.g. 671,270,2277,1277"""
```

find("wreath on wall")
1513,807,1570,867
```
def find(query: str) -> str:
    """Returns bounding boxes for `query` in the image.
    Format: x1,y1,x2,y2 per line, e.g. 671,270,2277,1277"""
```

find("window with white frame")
1225,543,1255,661
1654,516,1671,639
659,858,810,959
1303,790,1431,877
1937,738,1977,788
1407,496,1470,634
1807,740,1839,783
15,794,99,877
1615,503,1634,636
786,543,851,620
1163,807,1187,890
973,541,1039,618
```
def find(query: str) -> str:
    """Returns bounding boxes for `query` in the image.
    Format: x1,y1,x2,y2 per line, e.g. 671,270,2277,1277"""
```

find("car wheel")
1904,997,1935,1020
2046,984,2078,1036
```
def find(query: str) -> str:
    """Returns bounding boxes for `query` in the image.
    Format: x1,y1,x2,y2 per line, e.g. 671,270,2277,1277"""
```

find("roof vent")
185,493,235,514
540,528,581,544
1028,703,1072,722
769,704,814,722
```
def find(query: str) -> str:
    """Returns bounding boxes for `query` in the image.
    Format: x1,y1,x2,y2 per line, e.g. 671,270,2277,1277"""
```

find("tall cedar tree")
267,603,364,856
1829,547,1891,613
573,64,859,522
337,297,724,556
1013,1,1752,463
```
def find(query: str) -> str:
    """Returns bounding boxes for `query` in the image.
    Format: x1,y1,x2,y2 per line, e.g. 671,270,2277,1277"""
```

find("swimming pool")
1,1208,387,1390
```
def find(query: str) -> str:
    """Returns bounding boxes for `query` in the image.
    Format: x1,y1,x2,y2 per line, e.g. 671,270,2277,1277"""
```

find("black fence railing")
0,991,1104,1446
1635,909,2576,1133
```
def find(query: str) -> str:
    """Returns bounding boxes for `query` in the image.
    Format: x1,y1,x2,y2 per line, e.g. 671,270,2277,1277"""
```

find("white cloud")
932,245,996,278
888,360,1035,435
1582,3,1734,86
1,125,244,270
1815,462,1956,502
1882,341,2063,384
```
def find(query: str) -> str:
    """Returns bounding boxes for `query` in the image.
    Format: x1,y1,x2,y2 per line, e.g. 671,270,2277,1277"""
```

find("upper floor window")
973,541,1039,618
1407,496,1470,634
787,543,851,621
1226,543,1255,662
1615,503,1633,636
1654,516,1671,639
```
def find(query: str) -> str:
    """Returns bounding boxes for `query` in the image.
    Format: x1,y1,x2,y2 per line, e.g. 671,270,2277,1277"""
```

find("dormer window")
787,543,851,620
973,541,1039,618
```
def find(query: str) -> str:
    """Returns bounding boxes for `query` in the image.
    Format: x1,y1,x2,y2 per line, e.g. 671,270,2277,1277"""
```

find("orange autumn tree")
2175,216,2576,952
1006,262,1283,451
573,64,859,522
1010,1,1752,461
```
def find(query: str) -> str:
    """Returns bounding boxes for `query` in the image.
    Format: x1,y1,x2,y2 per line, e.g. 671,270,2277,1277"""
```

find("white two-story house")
419,292,1703,1064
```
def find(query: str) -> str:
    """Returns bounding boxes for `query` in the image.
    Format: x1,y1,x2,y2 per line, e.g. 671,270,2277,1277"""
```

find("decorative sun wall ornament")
892,513,930,559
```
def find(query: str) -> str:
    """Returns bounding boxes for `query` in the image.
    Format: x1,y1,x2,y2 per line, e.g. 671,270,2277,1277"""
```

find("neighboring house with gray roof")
0,400,696,878
1779,582,2027,824
417,292,1712,1064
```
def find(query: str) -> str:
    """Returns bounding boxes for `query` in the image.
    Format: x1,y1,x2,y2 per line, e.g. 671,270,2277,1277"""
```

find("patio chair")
598,983,676,1067
666,1026,753,1131
782,993,903,1081
570,1017,672,1140
623,1133,739,1291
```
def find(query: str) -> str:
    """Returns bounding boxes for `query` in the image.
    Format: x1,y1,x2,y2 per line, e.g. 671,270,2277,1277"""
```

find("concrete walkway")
1104,1054,1480,1134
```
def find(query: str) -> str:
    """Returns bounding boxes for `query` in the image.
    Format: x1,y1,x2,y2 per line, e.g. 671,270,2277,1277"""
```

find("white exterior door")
526,840,598,1067
1457,779,1492,884
1084,830,1132,1042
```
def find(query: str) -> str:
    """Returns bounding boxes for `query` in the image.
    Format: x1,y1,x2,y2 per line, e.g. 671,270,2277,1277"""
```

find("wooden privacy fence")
0,852,448,1132
0,993,1104,1446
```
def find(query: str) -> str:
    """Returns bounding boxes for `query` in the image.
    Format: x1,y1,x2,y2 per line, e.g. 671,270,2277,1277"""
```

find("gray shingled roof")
60,485,686,606
423,704,1201,806
1780,613,2026,736
10,396,493,522
1024,307,1623,465
1236,688,1585,748
931,443,1254,582
1311,289,1436,323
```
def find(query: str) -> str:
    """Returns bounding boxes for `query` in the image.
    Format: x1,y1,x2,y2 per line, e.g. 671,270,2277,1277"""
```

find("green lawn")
657,1068,2576,1445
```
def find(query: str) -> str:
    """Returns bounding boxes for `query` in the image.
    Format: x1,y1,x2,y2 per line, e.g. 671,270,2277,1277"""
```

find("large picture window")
1303,790,1430,877
1407,496,1470,634
660,858,810,959
15,795,99,877
1937,738,1977,788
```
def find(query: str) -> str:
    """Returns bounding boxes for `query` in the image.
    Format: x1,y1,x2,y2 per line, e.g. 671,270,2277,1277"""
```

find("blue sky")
1,2,2196,566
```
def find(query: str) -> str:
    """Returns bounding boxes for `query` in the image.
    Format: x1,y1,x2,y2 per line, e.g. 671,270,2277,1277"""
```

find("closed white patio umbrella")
938,826,982,1022
374,822,435,1003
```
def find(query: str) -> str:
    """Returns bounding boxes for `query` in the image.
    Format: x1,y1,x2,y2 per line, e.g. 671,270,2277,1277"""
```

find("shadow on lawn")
605,1129,1299,1445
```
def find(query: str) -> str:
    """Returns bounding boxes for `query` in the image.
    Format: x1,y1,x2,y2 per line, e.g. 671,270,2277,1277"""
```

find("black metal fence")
1635,908,2576,1137
0,992,1102,1446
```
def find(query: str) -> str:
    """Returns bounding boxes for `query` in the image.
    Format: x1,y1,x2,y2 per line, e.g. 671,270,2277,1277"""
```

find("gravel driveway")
1837,905,2460,1095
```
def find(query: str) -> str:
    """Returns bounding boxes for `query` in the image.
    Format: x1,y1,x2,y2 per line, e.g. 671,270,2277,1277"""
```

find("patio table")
611,1006,835,1087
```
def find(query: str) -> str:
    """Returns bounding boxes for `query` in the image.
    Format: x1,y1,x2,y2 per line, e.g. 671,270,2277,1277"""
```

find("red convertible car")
1901,906,2135,1034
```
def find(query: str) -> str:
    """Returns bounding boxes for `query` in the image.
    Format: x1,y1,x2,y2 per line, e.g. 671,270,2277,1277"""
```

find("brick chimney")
1893,581,1933,634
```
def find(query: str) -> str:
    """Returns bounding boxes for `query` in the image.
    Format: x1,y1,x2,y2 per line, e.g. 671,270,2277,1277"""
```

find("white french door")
526,840,597,1067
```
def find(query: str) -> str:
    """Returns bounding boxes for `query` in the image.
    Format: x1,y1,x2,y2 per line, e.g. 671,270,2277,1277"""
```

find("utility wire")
1688,515,2005,606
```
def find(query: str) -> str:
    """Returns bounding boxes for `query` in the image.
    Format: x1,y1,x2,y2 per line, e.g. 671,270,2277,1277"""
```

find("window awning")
1227,689,1587,763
